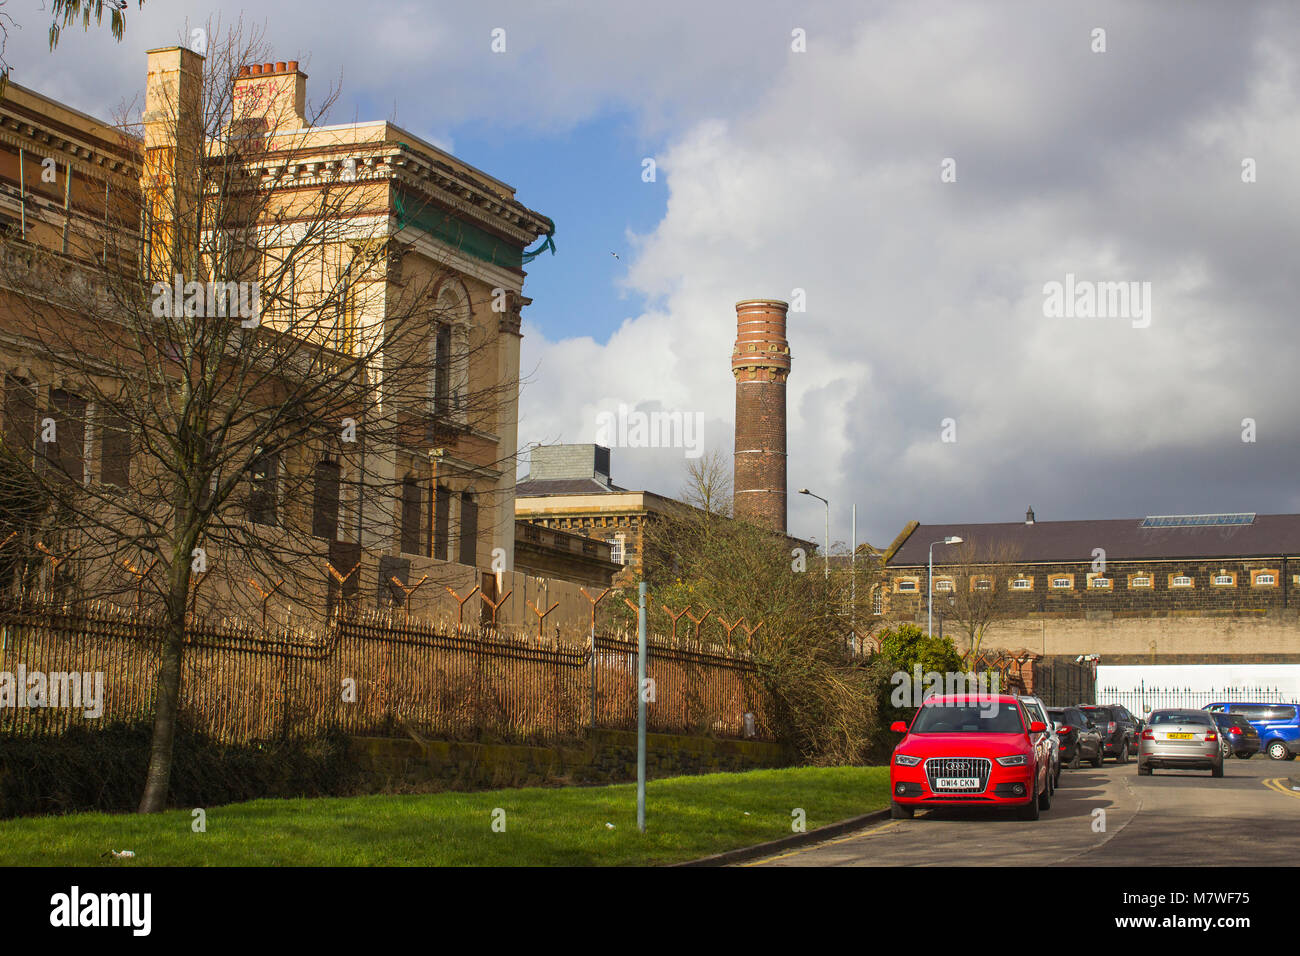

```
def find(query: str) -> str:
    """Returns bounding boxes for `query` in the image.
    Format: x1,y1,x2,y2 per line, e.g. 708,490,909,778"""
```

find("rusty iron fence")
0,601,772,744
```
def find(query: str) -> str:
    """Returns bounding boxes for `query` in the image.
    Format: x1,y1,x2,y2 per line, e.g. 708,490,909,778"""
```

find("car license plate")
935,777,979,789
1166,732,1193,739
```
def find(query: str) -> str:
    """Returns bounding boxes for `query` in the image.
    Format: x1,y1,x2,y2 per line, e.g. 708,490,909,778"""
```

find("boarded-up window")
312,460,341,539
433,484,450,560
47,389,86,483
400,475,426,556
433,324,452,416
3,375,37,464
99,413,131,490
249,452,278,526
378,555,410,607
458,491,478,567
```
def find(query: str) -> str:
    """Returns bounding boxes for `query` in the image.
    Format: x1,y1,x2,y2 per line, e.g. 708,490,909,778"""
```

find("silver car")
1137,709,1224,777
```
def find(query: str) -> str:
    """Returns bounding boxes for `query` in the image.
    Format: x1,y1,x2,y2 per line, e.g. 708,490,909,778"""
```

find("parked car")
1079,703,1140,763
1138,709,1224,777
1018,695,1060,789
1048,706,1104,769
889,694,1052,821
1203,702,1299,761
1208,711,1260,759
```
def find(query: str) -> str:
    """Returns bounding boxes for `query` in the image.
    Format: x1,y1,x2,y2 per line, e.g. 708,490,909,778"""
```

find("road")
747,756,1300,866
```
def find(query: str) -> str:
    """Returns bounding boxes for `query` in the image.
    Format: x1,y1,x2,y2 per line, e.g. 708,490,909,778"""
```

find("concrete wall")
954,611,1300,664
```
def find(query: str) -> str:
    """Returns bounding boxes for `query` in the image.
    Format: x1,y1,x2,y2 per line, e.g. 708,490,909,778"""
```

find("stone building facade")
0,47,584,629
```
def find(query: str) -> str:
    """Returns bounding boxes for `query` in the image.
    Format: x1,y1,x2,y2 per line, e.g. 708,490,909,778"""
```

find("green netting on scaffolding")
393,188,555,270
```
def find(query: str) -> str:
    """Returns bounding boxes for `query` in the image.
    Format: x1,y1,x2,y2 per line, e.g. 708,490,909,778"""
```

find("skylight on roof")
1139,513,1256,529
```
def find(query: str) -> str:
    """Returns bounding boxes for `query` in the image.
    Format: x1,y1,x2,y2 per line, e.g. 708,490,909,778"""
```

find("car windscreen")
1047,710,1072,725
1149,712,1212,726
910,702,1025,734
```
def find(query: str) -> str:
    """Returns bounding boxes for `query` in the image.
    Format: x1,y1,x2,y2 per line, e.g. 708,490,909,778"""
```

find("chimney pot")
275,61,287,73
287,60,299,72
1026,507,1036,525
250,64,263,75
239,65,250,77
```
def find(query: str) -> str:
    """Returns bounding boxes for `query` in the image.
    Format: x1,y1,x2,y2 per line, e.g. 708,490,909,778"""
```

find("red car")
889,694,1053,820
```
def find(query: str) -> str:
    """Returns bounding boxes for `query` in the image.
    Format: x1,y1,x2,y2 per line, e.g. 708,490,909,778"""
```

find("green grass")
0,766,890,866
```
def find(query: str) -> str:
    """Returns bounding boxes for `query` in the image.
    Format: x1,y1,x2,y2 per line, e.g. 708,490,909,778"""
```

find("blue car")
1203,702,1299,761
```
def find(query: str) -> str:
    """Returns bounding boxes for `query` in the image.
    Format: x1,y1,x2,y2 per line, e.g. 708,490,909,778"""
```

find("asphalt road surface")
747,756,1300,866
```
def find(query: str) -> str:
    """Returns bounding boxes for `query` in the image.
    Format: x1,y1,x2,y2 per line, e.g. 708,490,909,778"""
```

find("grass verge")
0,765,889,866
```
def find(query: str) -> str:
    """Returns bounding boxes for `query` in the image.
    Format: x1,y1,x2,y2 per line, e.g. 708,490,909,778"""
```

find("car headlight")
894,754,922,767
996,754,1029,766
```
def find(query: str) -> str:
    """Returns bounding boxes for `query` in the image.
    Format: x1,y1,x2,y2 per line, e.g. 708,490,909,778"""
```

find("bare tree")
679,448,732,517
0,20,532,811
933,538,1023,665
625,459,886,763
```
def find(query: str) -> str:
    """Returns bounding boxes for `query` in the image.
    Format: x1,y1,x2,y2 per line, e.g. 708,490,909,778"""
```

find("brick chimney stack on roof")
731,299,791,533
143,46,205,282
232,58,308,133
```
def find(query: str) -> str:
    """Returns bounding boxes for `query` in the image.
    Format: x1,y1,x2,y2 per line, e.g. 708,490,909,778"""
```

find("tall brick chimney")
731,298,790,533
143,46,205,280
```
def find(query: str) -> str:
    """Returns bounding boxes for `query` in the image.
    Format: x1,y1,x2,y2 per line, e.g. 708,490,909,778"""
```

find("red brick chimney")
731,299,791,533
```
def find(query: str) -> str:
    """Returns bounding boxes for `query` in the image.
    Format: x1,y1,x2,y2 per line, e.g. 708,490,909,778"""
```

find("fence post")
637,581,647,834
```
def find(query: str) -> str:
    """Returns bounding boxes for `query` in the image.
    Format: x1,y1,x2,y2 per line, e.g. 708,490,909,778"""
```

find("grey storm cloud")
8,0,1298,548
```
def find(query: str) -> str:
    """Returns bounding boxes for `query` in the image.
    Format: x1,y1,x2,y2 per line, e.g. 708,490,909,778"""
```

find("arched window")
312,460,341,540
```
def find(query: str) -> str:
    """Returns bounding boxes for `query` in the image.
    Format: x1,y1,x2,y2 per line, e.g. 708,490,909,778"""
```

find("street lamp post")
928,536,963,637
797,488,830,579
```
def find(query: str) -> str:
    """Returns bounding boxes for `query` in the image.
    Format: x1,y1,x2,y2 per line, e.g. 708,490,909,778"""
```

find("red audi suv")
889,694,1052,820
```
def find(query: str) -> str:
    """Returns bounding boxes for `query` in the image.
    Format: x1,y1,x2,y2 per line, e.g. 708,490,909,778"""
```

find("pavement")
744,755,1300,866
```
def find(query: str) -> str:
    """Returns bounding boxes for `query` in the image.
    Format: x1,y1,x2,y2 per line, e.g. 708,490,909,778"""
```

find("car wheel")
1038,776,1053,810
1054,766,1061,789
1069,751,1080,770
1211,759,1224,777
890,802,914,819
1137,760,1152,776
1117,741,1129,764
1266,740,1293,761
1091,748,1103,768
1019,793,1041,820
1236,752,1253,759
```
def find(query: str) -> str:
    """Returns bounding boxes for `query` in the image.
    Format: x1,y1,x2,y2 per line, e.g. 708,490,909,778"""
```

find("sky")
5,0,1299,550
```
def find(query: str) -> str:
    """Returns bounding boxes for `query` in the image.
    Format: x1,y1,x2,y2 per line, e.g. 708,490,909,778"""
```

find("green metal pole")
637,580,647,833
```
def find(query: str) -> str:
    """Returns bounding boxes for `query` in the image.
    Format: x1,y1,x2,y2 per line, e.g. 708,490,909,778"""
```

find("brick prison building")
879,510,1300,697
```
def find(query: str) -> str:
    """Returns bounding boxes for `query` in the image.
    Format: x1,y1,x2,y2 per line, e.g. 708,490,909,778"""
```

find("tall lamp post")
797,488,830,579
928,536,963,636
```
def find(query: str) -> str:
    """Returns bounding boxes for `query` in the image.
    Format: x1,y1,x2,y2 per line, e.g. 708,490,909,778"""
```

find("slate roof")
889,514,1300,566
515,476,628,497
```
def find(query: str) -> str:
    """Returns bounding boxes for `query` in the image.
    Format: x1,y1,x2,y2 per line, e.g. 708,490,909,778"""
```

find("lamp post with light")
928,536,963,637
797,488,830,579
